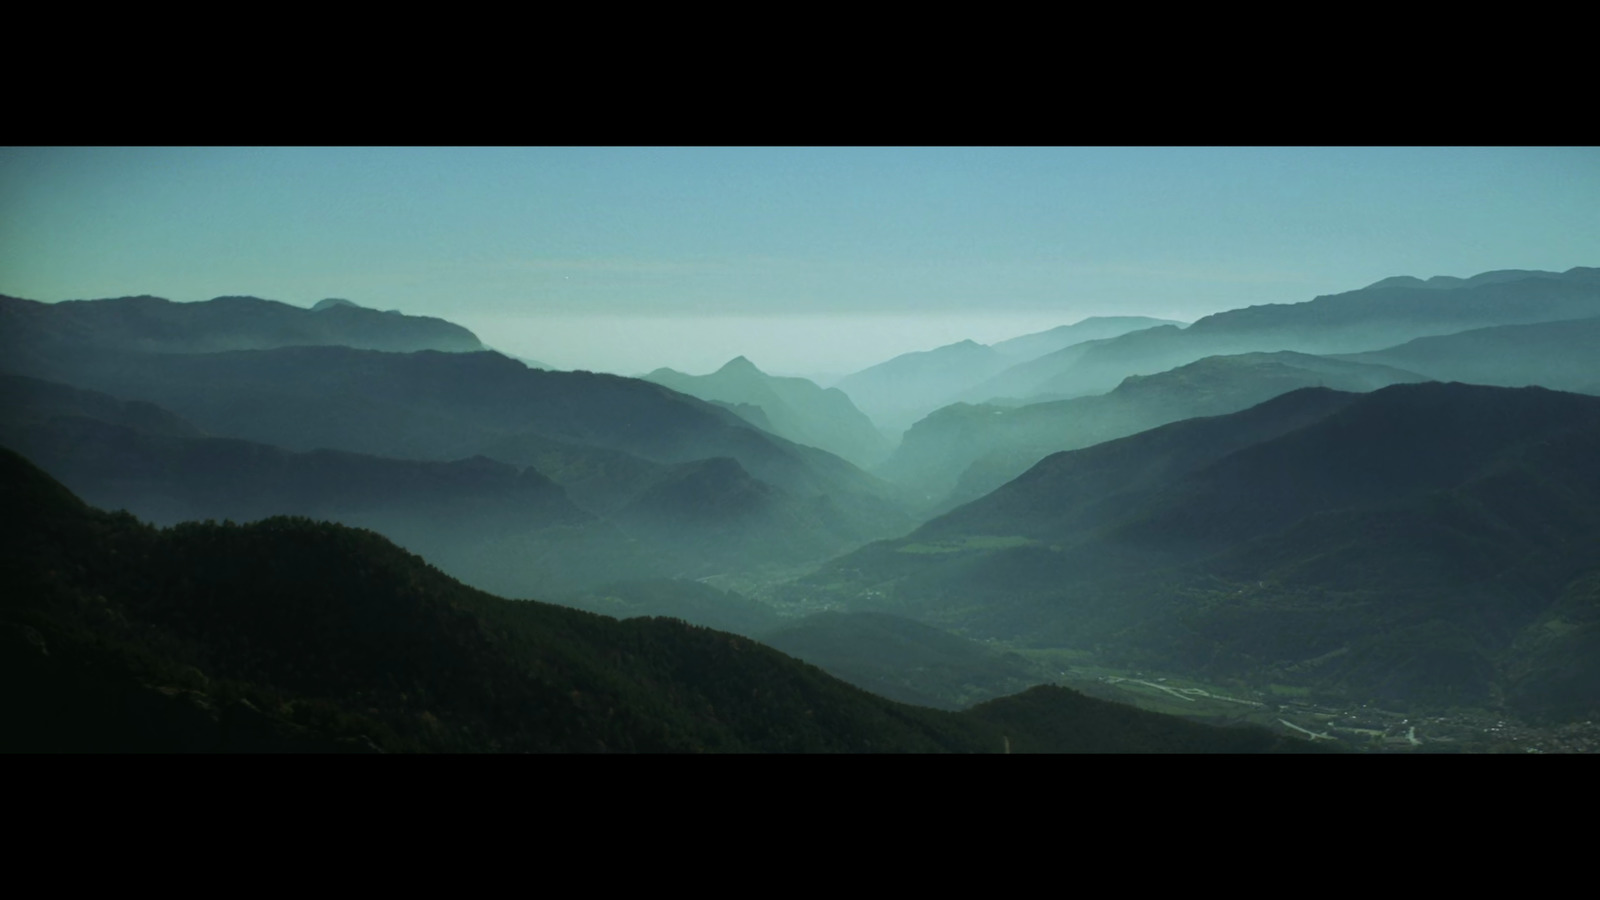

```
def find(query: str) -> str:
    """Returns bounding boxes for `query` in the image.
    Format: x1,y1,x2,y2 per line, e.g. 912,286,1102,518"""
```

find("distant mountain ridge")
0,372,590,543
1338,316,1600,395
0,293,485,361
880,350,1429,510
955,329,1173,405
644,356,891,468
834,340,1015,435
988,316,1187,361
1362,267,1598,291
0,366,909,594
825,263,1595,434
996,267,1600,402
832,317,1181,434
1186,266,1600,348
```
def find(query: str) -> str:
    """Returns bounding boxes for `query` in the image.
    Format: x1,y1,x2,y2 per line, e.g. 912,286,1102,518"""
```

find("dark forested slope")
801,384,1600,717
0,447,1311,752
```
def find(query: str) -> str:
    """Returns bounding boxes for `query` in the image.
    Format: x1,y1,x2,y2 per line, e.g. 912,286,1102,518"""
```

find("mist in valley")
4,146,1599,753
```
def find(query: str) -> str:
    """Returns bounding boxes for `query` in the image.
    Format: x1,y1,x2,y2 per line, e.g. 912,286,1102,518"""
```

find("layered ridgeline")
874,267,1599,511
0,293,484,362
881,351,1430,511
0,295,916,593
0,369,905,595
834,266,1596,434
1338,316,1600,396
976,267,1600,404
833,317,1179,435
835,340,1013,436
0,447,1317,753
794,383,1600,721
643,356,891,469
987,316,1189,361
1,364,1039,714
0,374,663,590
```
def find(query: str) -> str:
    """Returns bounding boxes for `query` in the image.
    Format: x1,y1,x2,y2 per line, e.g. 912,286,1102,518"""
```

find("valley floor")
1042,658,1600,753
666,573,1600,752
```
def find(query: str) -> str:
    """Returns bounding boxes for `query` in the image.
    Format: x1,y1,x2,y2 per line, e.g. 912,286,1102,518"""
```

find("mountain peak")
717,355,764,376
313,297,362,311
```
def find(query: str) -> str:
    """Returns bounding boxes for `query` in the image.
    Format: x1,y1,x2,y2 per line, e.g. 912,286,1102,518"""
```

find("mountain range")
829,316,1182,435
644,356,891,468
879,350,1430,510
4,265,1598,750
0,447,1312,753
0,295,931,595
799,382,1600,718
0,293,483,361
948,268,1600,405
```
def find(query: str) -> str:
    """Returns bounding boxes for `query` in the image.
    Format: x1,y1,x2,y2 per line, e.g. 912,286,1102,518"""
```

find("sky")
3,146,1597,377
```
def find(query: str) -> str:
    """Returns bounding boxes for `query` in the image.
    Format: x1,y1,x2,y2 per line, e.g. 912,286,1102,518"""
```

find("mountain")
988,316,1188,362
311,297,362,311
833,340,1014,435
956,327,1176,405
0,370,613,559
498,352,557,370
0,374,901,595
880,351,1428,510
0,325,915,544
1183,267,1600,351
829,319,1189,430
644,356,891,468
1361,268,1593,292
0,292,921,586
1338,316,1600,395
1010,267,1600,401
0,446,1312,753
798,383,1600,718
0,293,485,363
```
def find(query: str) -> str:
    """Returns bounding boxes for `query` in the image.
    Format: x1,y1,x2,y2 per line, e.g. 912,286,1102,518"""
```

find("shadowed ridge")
797,383,1600,715
0,447,1319,753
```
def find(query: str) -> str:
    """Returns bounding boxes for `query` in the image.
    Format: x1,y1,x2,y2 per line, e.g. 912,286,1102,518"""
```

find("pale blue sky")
3,146,1596,375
